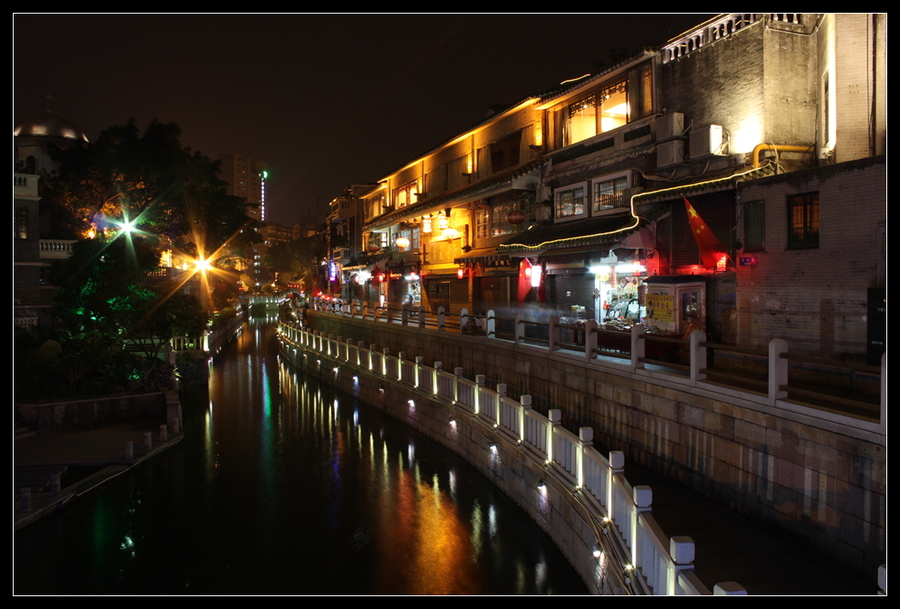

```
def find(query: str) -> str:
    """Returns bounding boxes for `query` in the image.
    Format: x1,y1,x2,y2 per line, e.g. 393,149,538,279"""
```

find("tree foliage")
42,119,260,256
48,235,162,336
266,235,325,291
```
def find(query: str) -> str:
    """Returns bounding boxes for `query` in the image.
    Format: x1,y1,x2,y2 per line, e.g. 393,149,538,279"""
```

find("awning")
497,213,645,256
453,247,510,265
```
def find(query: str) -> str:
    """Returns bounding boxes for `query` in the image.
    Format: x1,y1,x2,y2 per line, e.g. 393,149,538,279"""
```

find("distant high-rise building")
220,153,269,221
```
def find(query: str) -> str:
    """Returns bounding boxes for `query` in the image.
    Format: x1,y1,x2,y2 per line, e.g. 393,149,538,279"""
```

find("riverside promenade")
14,418,183,531
14,347,884,595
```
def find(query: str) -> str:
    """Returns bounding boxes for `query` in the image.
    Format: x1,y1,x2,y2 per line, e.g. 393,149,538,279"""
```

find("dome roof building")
14,99,89,175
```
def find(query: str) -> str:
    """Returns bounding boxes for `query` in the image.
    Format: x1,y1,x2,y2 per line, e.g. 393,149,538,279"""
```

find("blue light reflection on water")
15,319,588,595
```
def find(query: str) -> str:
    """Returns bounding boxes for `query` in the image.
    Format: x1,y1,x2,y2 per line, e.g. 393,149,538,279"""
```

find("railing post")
386,305,394,324
548,409,561,465
461,308,469,334
514,312,524,345
714,582,748,595
768,338,789,403
607,451,625,525
486,310,496,339
690,329,707,382
475,374,485,415
418,305,426,329
631,485,652,578
668,537,697,595
578,427,593,488
438,306,446,332
415,355,423,387
362,304,369,320
631,323,646,372
434,361,442,396
519,394,532,443
454,367,464,404
369,344,377,371
584,320,598,360
549,316,560,352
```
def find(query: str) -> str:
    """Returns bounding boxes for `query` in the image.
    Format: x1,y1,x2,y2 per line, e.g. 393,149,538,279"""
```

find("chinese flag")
683,196,728,270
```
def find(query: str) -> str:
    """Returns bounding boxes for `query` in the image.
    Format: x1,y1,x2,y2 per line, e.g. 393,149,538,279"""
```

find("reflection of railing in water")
308,299,884,427
278,320,727,595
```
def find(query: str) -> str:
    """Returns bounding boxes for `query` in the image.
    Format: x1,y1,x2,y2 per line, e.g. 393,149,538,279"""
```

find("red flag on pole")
517,258,532,307
683,196,728,270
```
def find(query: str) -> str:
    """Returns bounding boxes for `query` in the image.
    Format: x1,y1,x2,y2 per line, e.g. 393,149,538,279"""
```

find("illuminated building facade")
219,153,270,287
220,153,269,222
324,13,885,361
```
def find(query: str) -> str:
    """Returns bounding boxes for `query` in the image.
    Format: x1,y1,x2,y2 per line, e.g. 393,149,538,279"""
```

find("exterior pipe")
751,143,812,169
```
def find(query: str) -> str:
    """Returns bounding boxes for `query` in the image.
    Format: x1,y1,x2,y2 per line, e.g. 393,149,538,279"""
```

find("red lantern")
507,210,525,225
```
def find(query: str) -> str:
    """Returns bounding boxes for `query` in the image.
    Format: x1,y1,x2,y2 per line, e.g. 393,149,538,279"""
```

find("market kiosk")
643,275,707,338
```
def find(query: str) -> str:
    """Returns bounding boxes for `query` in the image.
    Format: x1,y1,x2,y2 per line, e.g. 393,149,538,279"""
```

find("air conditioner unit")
690,125,726,158
657,140,684,167
657,113,685,140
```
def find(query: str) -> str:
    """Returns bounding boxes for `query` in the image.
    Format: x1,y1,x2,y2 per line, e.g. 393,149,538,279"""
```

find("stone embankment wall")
284,329,618,594
305,312,885,578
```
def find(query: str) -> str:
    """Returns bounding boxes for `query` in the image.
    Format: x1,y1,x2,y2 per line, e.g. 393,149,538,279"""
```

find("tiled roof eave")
364,159,543,230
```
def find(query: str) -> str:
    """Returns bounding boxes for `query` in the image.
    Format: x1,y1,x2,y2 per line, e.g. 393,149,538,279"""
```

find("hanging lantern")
457,266,465,280
422,215,433,234
395,236,410,249
507,209,526,225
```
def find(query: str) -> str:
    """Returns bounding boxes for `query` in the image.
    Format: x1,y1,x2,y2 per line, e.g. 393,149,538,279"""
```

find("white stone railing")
278,320,744,595
307,304,884,439
661,14,760,63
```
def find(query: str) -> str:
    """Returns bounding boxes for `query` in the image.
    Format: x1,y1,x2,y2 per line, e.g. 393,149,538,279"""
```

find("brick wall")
735,157,885,357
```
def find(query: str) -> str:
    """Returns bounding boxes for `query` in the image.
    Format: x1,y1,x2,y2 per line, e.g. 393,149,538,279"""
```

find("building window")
15,207,28,240
475,208,490,239
743,200,766,252
549,61,654,149
563,79,628,146
555,184,586,219
393,180,418,208
592,173,629,213
787,192,819,249
490,201,516,237
365,192,385,219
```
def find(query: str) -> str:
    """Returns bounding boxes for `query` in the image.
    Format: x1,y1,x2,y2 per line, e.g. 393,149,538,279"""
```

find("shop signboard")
647,293,675,322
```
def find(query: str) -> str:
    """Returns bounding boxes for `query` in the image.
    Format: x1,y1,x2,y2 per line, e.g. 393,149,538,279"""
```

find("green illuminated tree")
48,235,162,336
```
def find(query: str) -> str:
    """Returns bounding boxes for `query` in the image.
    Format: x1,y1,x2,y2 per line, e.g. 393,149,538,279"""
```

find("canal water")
15,319,588,595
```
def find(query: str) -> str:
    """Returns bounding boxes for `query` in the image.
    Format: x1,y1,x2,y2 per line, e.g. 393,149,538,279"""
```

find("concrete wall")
305,312,885,578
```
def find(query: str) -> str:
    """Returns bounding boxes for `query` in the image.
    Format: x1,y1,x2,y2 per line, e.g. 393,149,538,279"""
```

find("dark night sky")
14,13,715,227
